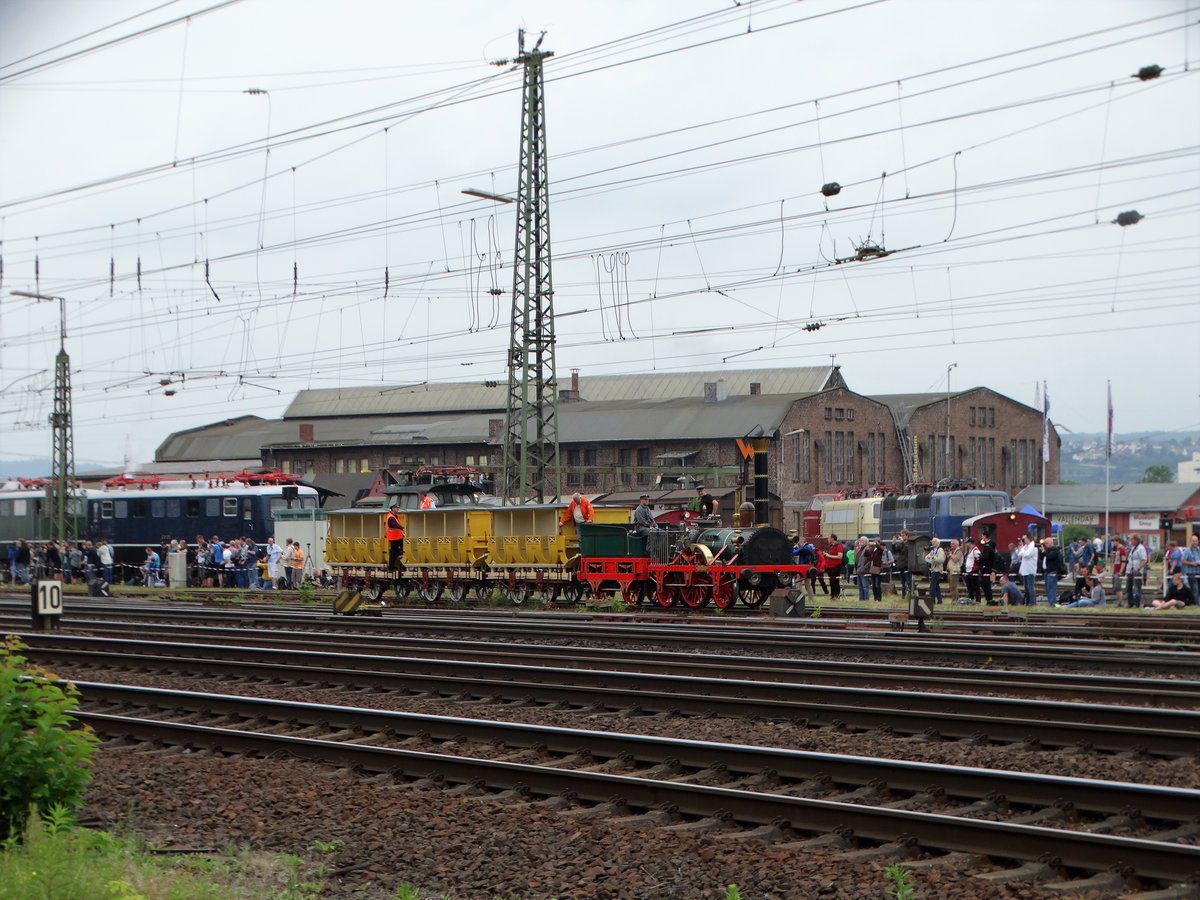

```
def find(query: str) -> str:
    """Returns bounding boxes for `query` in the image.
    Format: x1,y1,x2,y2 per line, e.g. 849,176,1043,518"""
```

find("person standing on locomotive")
560,492,594,527
385,500,405,571
694,485,719,519
632,494,656,535
419,491,437,510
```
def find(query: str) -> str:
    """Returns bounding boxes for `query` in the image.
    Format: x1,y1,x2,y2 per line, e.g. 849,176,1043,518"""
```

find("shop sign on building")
1129,513,1159,531
1055,513,1099,525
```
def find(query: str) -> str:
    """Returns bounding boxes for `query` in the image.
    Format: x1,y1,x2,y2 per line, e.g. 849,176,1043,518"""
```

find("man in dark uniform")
695,485,718,518
384,500,405,571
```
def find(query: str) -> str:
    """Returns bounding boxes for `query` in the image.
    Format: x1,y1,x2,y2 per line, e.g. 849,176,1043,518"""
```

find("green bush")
0,636,99,842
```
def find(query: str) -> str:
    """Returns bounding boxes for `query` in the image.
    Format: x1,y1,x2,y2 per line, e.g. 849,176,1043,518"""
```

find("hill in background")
1062,431,1198,484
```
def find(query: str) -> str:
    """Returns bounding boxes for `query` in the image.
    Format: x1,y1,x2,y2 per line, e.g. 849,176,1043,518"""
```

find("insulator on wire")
1134,65,1163,81
109,258,115,297
1113,210,1144,227
821,182,842,198
293,262,299,295
804,321,824,332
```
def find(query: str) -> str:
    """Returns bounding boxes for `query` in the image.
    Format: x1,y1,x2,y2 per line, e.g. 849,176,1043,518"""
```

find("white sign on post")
37,581,64,616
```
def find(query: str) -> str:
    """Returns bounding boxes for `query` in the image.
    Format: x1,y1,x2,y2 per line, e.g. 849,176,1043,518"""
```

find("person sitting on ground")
1061,580,1106,608
996,572,1023,607
1146,574,1195,610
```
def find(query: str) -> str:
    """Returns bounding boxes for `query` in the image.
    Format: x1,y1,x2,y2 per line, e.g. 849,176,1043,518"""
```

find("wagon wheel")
534,584,561,605
445,582,469,603
680,573,712,609
393,578,414,600
621,580,644,607
364,582,387,602
561,581,584,604
503,583,529,605
419,581,443,603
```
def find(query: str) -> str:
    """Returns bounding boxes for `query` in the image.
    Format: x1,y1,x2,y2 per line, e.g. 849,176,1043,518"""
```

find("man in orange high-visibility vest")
385,500,405,570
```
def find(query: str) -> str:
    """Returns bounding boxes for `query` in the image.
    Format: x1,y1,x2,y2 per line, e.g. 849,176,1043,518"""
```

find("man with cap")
384,499,405,571
632,494,656,535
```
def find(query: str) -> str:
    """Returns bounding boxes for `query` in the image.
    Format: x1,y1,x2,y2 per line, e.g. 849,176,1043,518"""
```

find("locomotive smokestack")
753,436,770,525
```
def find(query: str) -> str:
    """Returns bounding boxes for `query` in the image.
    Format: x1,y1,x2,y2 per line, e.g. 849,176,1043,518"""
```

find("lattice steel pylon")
47,299,77,541
501,30,560,504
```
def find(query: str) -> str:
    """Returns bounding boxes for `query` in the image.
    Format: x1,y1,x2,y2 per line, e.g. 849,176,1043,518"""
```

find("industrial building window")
618,448,631,466
824,407,833,420
790,433,800,482
847,409,855,421
802,431,811,483
478,454,488,467
867,433,875,483
567,449,580,466
465,456,475,466
969,407,976,426
969,438,976,476
222,498,238,517
583,472,597,486
823,432,833,483
878,433,885,483
834,408,845,420
988,408,995,427
566,472,580,486
988,438,996,483
846,432,855,483
834,432,844,483
335,459,345,474
584,448,597,467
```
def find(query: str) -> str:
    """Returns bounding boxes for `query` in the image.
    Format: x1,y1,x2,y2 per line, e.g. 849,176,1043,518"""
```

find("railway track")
24,633,1200,757
7,599,1200,671
76,681,1200,891
13,616,1200,707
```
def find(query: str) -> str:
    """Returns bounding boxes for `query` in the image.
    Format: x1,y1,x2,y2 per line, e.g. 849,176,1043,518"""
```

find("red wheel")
622,580,644,606
712,576,736,609
680,573,711,609
656,584,679,608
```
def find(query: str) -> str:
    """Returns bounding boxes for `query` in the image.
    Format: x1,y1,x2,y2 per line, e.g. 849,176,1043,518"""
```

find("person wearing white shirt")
1016,535,1040,605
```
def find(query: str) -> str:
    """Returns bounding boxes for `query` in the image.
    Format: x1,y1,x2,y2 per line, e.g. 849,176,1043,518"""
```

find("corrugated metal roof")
159,394,807,461
1014,483,1200,514
283,366,839,419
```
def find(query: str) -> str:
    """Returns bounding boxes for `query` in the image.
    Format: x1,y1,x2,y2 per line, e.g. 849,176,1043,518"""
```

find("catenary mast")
500,29,560,504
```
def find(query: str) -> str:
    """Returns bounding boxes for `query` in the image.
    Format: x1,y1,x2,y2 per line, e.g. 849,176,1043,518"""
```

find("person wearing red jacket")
560,493,595,527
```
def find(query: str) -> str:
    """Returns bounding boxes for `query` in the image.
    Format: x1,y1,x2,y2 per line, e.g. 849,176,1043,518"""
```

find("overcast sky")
1,0,1197,471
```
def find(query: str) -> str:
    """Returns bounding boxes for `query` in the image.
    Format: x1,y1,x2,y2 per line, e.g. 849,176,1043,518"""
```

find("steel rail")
25,639,1200,756
77,710,1200,884
24,617,1200,706
6,602,1200,669
77,680,1200,822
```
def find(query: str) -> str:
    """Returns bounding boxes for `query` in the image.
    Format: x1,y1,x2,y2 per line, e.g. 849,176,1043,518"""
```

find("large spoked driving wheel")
712,576,736,609
680,573,712,609
656,584,680,608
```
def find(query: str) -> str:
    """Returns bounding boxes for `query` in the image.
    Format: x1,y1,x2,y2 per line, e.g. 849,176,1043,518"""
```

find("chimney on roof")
488,418,504,442
559,367,581,402
299,423,314,443
749,382,761,396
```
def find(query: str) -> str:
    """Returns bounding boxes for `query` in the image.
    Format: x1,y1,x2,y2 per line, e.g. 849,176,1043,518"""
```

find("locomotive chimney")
753,435,771,525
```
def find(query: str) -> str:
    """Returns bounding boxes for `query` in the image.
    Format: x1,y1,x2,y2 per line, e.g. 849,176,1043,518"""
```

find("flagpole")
1105,380,1112,554
1041,380,1048,514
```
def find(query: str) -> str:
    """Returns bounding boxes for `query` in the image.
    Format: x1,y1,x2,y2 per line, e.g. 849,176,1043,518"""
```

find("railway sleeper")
1041,871,1129,894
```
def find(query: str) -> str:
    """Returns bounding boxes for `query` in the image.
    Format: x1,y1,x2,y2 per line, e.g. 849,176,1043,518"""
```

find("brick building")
151,367,1060,528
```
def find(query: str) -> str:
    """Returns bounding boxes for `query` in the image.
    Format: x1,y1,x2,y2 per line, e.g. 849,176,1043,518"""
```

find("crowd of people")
788,531,1198,610
4,535,339,591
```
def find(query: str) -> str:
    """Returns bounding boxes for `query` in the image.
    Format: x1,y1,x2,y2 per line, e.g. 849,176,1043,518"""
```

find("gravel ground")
83,748,1115,900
